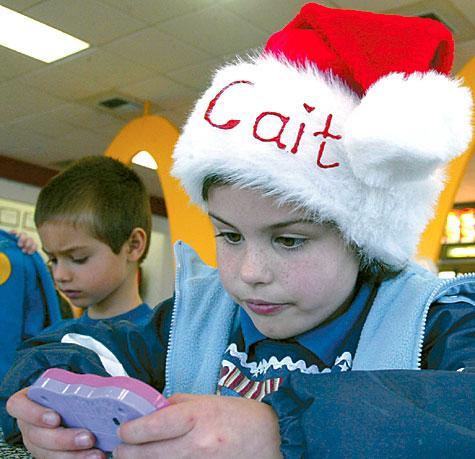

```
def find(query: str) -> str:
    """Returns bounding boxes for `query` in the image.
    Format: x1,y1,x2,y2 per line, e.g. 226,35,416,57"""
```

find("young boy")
1,3,475,458
32,156,153,326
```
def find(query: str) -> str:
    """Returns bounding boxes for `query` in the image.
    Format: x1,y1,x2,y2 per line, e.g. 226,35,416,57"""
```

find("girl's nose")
239,247,273,285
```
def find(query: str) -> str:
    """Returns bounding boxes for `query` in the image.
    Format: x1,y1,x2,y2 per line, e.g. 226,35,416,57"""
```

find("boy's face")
38,221,132,312
208,186,360,339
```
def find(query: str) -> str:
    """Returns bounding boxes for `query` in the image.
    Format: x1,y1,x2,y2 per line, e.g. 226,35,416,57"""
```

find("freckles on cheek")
284,264,334,303
283,259,317,287
287,275,318,297
216,251,227,275
216,255,235,288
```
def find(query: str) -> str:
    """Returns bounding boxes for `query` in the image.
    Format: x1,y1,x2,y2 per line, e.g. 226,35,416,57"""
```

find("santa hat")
172,2,473,269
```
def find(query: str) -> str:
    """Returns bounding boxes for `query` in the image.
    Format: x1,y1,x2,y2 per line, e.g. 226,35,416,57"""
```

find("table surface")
0,428,32,458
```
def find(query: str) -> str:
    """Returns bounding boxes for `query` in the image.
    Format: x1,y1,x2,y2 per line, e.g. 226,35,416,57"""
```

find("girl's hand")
115,393,283,458
6,388,106,459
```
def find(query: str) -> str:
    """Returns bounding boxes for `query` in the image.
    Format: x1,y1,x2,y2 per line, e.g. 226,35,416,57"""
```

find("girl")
3,3,474,457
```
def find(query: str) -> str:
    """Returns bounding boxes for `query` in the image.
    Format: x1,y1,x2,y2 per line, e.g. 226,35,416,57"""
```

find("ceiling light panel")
0,5,89,63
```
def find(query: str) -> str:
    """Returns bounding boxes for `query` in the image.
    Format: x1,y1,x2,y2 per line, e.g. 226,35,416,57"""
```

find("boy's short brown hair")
35,156,151,262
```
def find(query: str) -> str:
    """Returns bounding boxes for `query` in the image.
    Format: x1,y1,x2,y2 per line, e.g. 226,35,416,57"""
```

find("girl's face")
208,186,360,339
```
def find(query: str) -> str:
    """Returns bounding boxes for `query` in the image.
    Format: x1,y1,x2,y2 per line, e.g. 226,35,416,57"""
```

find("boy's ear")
126,228,147,262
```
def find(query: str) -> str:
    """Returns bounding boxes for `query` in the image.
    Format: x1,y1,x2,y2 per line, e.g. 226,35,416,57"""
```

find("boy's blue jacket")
1,241,474,457
0,229,61,381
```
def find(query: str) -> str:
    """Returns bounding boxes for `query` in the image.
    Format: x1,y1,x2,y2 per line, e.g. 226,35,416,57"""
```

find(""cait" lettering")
204,80,341,169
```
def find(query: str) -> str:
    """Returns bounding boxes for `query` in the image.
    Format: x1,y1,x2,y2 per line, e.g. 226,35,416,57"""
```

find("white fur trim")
173,55,473,268
344,71,473,188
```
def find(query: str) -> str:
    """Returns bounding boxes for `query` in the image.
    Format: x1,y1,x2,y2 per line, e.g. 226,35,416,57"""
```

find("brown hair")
35,156,151,262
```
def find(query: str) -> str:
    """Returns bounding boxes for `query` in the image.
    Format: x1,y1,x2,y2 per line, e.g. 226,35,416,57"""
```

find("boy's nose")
52,261,72,284
239,247,273,285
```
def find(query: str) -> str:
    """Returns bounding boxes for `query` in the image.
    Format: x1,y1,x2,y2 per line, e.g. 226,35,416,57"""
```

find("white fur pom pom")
344,71,473,188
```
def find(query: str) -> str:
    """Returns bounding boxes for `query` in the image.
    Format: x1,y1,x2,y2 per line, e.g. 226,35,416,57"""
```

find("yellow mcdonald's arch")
417,57,475,264
104,113,217,266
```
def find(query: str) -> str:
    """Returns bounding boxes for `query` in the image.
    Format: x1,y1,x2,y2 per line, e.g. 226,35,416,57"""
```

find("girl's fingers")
6,388,60,428
118,396,197,444
20,421,97,452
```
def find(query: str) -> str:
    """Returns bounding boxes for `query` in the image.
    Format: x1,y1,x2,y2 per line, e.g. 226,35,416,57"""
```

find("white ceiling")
0,0,474,201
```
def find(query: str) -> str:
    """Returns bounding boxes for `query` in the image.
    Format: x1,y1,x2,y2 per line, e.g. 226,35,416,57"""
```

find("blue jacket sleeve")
0,298,173,443
422,297,475,371
264,298,475,458
264,369,475,458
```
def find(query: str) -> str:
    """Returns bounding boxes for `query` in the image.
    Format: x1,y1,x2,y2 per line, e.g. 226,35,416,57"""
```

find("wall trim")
0,154,167,217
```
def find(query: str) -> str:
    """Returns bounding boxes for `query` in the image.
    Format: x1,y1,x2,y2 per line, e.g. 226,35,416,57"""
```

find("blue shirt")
42,303,153,333
78,303,153,326
240,279,375,366
218,279,376,400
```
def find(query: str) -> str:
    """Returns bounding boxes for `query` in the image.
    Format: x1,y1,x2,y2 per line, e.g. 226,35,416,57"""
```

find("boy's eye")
47,257,57,266
216,232,242,244
71,257,88,264
275,236,306,249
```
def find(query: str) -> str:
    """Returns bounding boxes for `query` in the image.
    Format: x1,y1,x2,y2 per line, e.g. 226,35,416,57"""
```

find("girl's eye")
47,257,57,266
216,232,242,244
275,236,306,249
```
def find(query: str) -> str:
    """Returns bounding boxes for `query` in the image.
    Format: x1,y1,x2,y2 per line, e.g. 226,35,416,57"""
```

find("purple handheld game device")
28,368,169,452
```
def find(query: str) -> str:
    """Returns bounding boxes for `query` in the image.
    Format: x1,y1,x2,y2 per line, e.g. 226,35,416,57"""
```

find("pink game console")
28,368,169,452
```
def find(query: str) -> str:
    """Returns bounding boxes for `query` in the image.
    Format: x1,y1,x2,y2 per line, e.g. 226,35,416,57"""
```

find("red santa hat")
172,2,473,269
